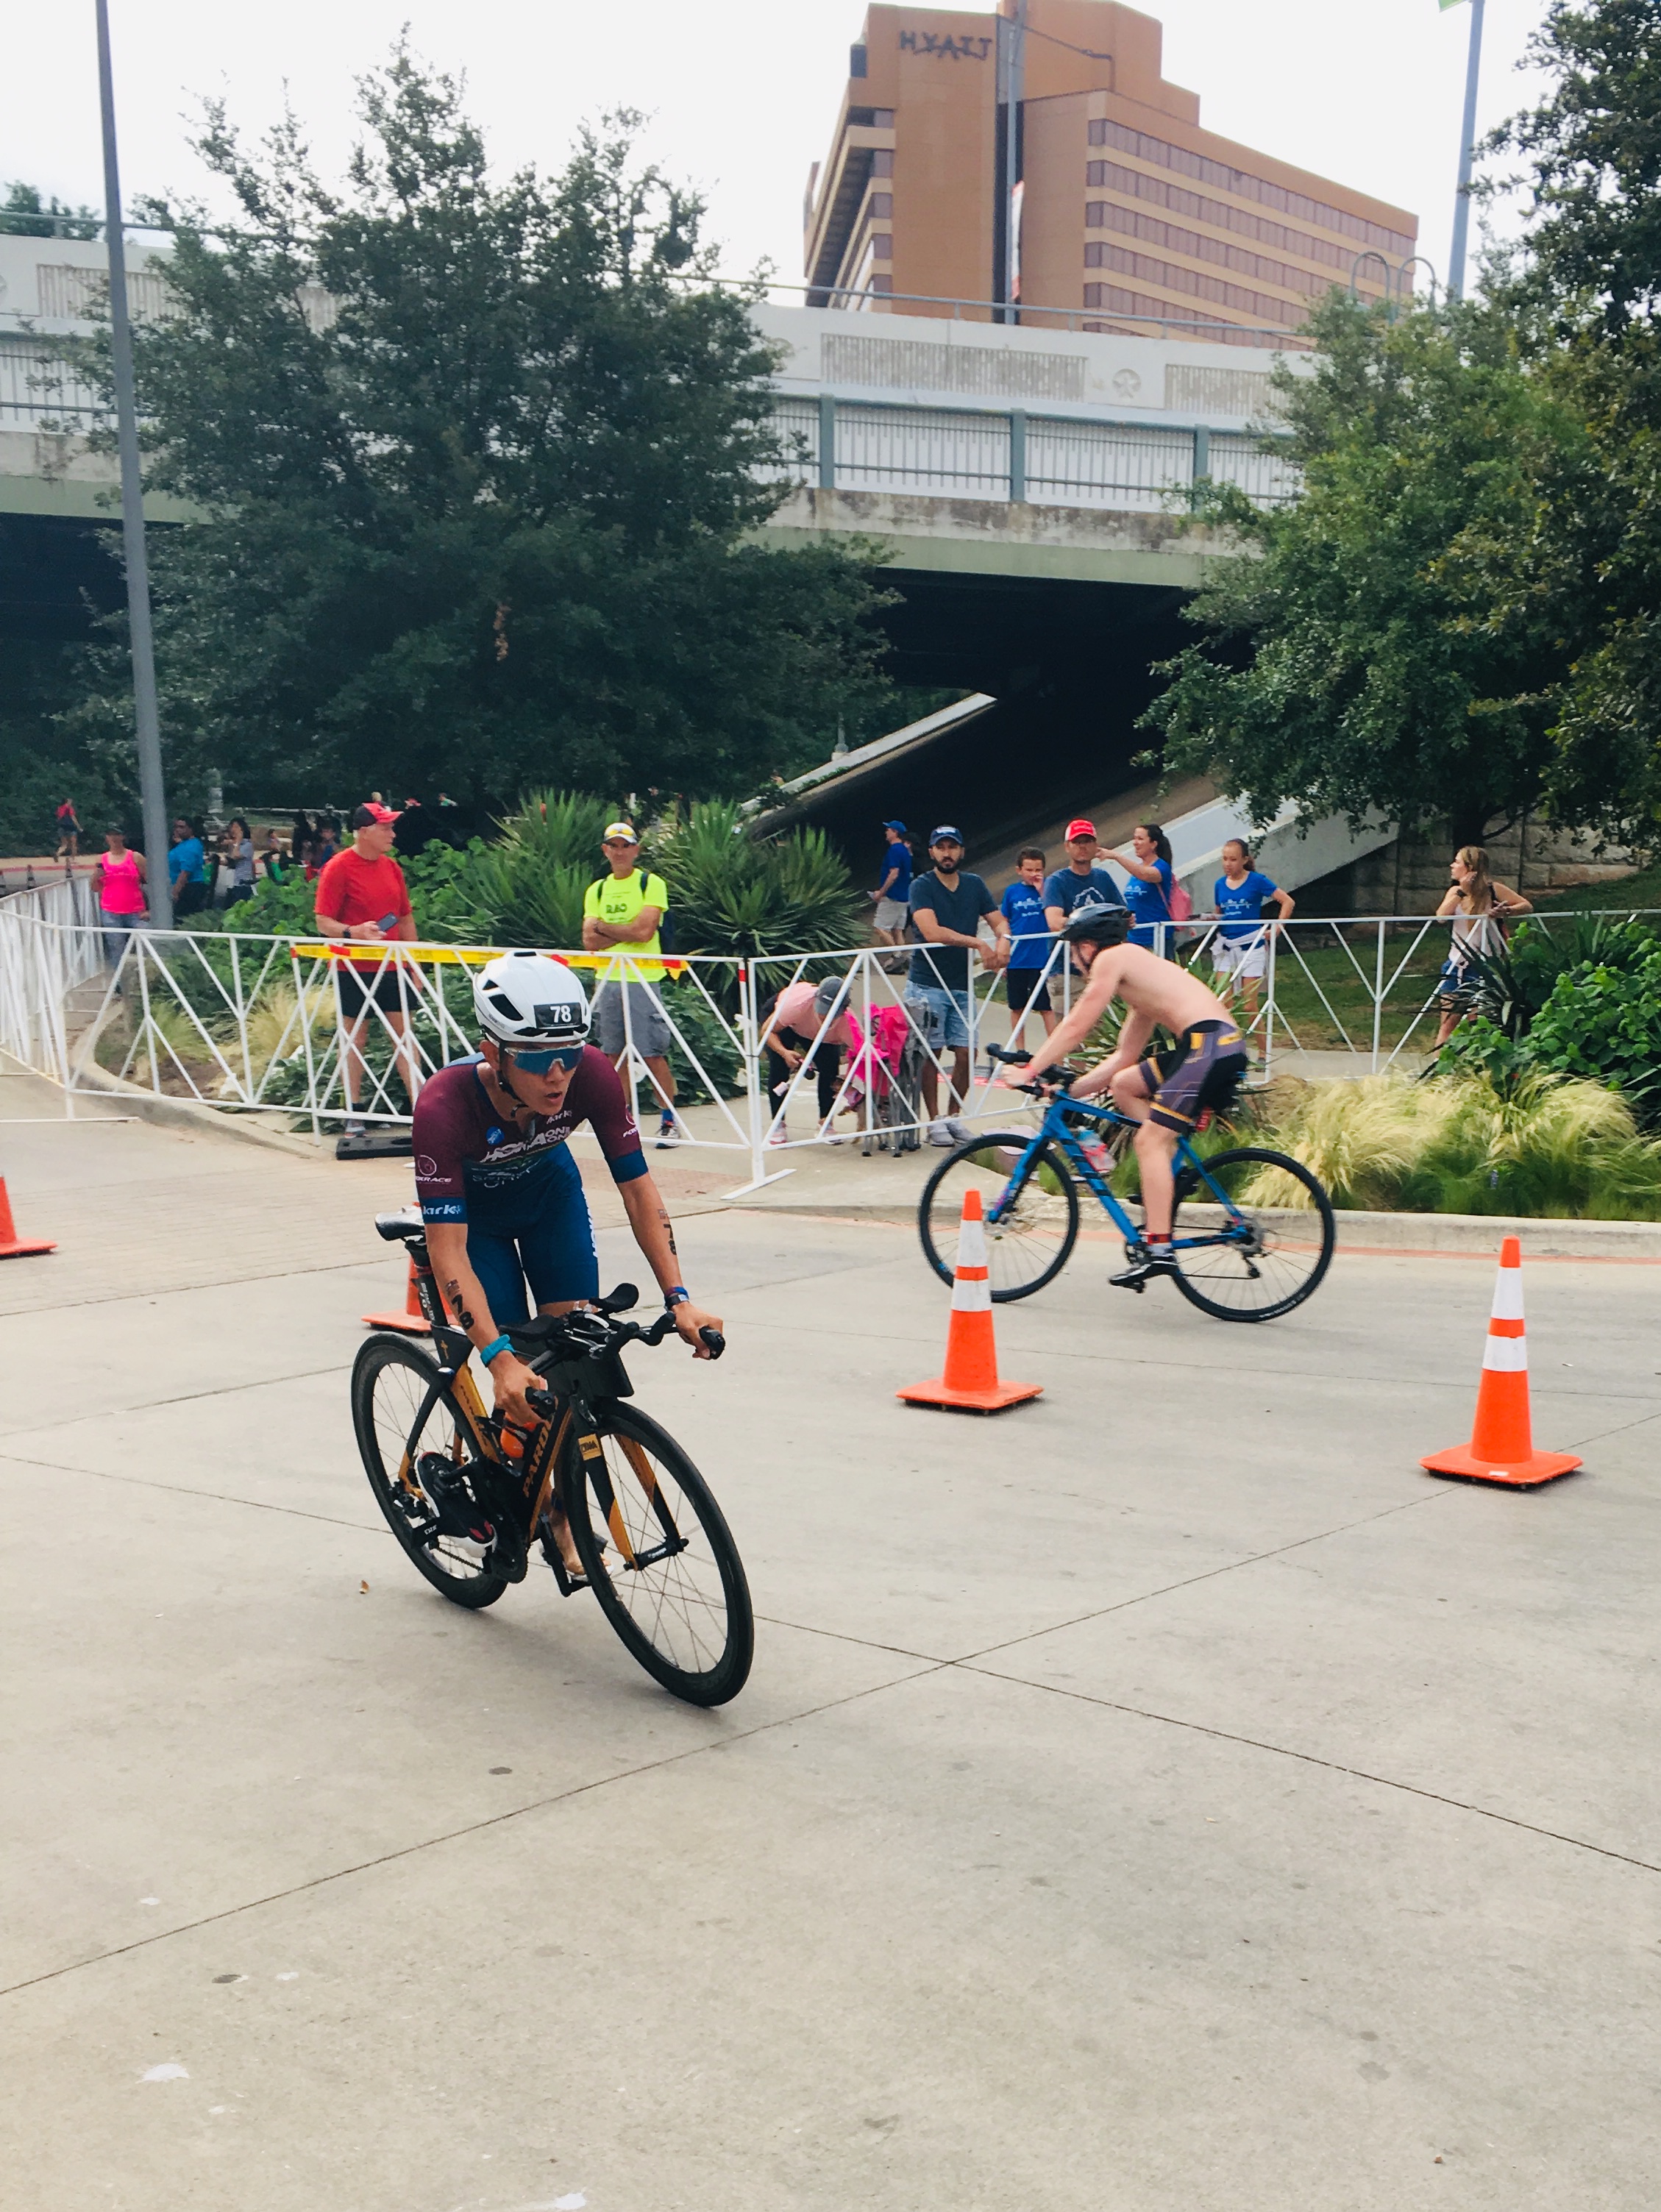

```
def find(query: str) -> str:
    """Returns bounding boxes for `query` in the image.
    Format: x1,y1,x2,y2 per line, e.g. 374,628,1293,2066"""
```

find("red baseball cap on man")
351,801,402,828
1065,817,1098,842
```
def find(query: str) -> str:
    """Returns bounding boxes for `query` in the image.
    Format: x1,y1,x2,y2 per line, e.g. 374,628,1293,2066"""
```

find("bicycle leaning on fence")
351,1214,754,1705
917,1044,1336,1321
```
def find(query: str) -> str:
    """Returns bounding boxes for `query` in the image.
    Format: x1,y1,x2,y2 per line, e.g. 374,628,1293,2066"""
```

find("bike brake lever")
698,1327,725,1359
524,1387,558,1419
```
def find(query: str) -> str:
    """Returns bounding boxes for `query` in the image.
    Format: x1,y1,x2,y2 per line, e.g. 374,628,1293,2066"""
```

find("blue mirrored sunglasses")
504,1042,585,1073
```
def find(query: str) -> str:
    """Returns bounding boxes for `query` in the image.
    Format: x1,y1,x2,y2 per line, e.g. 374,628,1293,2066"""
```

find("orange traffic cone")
362,1257,432,1334
898,1189,1042,1415
1421,1237,1581,1490
0,1178,55,1259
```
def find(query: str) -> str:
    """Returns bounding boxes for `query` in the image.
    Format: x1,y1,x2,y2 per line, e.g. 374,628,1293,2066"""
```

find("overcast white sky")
7,1,1552,296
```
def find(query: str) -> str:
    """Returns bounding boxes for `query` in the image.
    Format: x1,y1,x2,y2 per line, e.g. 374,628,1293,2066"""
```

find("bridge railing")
767,392,1298,511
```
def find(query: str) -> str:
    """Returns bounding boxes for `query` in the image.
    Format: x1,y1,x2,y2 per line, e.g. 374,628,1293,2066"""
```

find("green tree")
1142,295,1579,846
1487,0,1661,328
68,51,894,811
1472,3,1661,833
0,639,122,852
0,182,99,239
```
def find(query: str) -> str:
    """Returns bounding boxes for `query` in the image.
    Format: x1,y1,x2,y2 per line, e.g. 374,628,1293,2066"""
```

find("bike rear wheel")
919,1131,1080,1302
562,1406,753,1706
352,1335,508,1607
1165,1145,1336,1321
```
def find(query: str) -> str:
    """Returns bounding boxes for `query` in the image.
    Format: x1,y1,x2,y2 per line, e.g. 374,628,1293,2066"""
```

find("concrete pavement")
3,1064,1660,2209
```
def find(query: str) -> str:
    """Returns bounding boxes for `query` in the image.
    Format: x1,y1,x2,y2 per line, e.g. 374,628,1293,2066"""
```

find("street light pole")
999,0,1026,326
1447,0,1487,303
94,0,173,928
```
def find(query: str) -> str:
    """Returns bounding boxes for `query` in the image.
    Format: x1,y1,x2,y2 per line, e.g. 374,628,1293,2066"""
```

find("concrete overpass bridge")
3,242,1389,895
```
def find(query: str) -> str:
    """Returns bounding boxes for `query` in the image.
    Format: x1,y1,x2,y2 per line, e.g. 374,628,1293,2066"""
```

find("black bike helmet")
1059,896,1130,947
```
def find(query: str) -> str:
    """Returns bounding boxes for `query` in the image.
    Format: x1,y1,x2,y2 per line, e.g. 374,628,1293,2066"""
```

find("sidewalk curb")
68,1059,331,1163
732,1191,1661,1259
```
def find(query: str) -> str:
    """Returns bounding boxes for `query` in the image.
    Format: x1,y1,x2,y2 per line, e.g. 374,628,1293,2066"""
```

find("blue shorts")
911,985,973,1050
463,1145,599,1326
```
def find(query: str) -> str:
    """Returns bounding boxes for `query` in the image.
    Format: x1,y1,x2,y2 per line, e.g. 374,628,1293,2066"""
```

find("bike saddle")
374,1211,426,1244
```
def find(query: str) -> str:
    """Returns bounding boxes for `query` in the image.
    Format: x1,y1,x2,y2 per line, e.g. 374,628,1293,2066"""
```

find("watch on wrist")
664,1287,690,1309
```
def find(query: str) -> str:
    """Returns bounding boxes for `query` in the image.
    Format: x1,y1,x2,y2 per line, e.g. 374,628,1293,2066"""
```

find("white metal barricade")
3,906,1659,1174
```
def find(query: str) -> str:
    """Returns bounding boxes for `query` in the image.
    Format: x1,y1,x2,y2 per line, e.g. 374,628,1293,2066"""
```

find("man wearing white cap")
582,822,680,1149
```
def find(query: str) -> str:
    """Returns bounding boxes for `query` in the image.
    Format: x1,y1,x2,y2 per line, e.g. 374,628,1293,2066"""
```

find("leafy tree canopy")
69,49,894,812
1142,295,1584,847
1487,0,1661,327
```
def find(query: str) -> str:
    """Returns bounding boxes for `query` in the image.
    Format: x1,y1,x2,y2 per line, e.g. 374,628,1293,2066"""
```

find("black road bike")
351,1215,753,1706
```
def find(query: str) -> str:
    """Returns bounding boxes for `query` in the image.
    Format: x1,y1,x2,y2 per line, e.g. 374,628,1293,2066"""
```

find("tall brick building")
803,0,1418,342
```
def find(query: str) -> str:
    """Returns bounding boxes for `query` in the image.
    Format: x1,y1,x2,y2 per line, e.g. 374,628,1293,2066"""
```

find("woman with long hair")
1110,822,1178,953
1434,844,1532,1045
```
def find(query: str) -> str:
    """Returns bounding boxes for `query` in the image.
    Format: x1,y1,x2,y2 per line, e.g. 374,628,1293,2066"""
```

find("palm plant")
655,800,865,972
449,790,613,950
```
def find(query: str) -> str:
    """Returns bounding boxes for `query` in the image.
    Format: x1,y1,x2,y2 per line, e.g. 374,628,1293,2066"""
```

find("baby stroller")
853,1001,925,1156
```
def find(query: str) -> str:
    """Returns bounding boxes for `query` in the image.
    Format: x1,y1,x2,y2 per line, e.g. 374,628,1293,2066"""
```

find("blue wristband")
478,1334,513,1365
664,1287,689,1308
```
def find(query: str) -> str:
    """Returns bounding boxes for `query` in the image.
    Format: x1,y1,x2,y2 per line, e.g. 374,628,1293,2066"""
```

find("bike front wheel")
1166,1146,1336,1321
352,1336,508,1608
919,1131,1080,1301
562,1406,753,1707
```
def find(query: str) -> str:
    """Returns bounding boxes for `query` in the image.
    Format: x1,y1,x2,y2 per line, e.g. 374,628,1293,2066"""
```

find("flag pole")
1447,0,1486,302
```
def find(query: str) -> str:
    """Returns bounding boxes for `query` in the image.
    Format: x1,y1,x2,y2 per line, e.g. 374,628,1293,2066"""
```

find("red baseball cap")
351,801,402,828
1065,818,1098,842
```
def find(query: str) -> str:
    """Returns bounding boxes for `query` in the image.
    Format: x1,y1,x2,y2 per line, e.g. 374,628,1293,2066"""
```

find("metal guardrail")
0,873,102,1082
0,338,109,424
766,392,1297,510
4,908,1659,1180
3,344,1297,513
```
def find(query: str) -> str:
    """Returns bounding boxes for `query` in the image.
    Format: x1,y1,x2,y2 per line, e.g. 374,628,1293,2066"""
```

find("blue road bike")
919,1045,1335,1321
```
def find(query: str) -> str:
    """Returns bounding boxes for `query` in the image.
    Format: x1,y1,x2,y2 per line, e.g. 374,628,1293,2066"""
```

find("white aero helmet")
472,952,591,1048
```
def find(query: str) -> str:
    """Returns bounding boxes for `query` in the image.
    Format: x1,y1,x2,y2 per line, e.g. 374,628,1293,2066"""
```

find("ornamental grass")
1244,1070,1661,1220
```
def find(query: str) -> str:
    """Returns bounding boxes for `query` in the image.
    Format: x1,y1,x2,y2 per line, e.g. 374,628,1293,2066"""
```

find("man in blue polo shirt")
168,817,207,918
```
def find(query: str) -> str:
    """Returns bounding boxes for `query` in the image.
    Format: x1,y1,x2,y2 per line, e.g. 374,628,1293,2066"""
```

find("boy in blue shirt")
999,847,1058,1039
1209,838,1294,1023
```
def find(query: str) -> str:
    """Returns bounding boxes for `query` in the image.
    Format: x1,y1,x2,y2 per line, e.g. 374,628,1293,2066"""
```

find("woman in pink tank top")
98,825,149,984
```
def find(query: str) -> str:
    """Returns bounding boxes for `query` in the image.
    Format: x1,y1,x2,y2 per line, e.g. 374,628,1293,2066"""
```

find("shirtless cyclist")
998,900,1247,1289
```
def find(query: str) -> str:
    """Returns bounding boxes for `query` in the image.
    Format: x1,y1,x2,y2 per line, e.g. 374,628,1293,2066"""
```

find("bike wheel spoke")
920,1136,1078,1301
570,1420,747,1698
356,1340,502,1598
1164,1148,1336,1320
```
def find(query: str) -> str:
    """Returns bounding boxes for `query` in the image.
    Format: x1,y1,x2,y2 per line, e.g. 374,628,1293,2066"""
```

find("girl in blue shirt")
1110,823,1177,952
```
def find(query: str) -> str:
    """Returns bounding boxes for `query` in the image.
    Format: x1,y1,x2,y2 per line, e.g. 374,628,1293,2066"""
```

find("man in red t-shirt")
314,801,422,1132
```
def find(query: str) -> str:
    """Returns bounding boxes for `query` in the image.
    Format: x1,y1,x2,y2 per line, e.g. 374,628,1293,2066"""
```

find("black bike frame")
989,1092,1253,1253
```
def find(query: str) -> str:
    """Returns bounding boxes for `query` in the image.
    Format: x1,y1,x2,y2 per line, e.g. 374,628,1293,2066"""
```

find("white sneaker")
927,1120,956,1147
945,1117,974,1142
767,1126,788,1148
